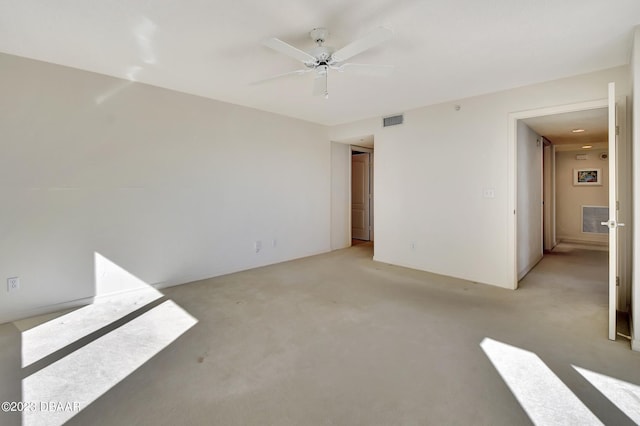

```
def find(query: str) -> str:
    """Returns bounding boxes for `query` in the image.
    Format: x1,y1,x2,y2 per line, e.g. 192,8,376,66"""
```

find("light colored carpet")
1,243,639,425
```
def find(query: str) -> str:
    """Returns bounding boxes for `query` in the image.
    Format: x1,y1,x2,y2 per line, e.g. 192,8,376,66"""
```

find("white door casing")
543,144,557,251
352,153,370,241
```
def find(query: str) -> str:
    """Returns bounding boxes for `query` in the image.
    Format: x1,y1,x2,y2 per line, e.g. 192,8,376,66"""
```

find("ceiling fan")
253,27,394,98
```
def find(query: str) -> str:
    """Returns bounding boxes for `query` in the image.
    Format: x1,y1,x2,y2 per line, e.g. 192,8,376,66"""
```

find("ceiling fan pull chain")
325,71,329,99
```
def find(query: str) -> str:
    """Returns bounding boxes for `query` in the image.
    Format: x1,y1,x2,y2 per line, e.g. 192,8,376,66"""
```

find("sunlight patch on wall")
480,338,602,425
95,252,150,296
573,365,640,423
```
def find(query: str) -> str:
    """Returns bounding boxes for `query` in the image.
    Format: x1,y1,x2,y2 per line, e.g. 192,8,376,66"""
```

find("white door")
603,82,623,341
352,153,370,241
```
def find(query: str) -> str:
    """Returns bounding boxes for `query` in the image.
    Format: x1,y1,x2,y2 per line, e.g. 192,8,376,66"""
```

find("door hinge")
616,276,620,286
616,201,620,211
616,125,620,136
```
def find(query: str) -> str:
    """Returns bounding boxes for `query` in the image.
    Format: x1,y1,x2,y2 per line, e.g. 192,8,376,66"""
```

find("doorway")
351,146,373,244
329,136,375,252
519,107,610,275
510,91,630,342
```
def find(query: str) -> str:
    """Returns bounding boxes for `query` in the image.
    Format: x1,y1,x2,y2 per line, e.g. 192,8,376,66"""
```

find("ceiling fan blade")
312,72,327,97
250,68,312,85
262,38,317,64
331,27,393,63
336,63,394,77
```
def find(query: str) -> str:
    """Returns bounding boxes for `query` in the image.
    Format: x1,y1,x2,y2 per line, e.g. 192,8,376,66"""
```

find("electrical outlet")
7,277,20,292
255,241,262,253
410,242,416,251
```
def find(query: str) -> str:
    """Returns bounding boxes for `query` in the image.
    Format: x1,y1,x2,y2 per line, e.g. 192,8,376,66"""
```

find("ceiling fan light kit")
254,27,394,98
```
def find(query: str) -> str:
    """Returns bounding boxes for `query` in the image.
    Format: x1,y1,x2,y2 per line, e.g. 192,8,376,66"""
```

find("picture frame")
573,168,601,186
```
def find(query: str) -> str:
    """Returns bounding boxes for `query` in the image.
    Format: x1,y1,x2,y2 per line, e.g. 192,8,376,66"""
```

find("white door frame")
542,142,557,252
508,99,608,289
351,145,374,242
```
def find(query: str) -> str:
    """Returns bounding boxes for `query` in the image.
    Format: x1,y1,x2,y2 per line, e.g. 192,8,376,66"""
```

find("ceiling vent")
383,114,404,127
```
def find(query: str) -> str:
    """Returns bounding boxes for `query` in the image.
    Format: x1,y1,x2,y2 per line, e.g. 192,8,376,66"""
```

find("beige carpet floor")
1,243,639,425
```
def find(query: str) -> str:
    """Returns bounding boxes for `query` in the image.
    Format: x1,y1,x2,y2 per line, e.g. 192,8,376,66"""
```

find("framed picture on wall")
573,168,602,186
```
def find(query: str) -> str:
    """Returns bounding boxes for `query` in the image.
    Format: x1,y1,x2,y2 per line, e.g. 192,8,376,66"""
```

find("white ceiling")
1,0,639,126
522,108,608,145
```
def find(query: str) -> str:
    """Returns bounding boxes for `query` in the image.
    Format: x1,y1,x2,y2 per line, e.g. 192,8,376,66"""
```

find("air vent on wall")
583,206,608,234
383,114,404,127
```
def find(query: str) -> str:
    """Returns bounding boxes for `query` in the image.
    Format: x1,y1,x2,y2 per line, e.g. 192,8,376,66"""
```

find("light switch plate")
483,188,496,199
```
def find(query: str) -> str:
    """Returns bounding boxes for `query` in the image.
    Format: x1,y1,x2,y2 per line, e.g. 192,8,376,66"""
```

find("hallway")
519,242,609,329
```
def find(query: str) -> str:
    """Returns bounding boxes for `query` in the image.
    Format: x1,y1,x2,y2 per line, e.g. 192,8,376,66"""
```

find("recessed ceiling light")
572,129,585,133
582,145,592,149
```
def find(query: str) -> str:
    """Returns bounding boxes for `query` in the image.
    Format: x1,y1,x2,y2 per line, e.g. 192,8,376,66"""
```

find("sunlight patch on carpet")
481,338,602,425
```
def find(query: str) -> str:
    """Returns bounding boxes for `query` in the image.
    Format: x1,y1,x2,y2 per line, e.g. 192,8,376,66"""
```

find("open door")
602,82,623,341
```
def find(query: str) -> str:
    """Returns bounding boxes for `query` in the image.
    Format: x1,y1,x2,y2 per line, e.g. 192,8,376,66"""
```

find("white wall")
330,66,630,289
331,142,351,250
0,53,331,322
631,26,640,351
517,122,543,279
555,150,609,245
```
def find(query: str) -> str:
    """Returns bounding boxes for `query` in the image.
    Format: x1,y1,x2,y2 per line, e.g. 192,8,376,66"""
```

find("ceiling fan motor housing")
309,46,335,65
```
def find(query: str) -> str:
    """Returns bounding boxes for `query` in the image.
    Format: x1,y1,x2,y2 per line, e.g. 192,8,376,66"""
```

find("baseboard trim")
556,236,608,247
1,274,258,325
371,256,507,289
1,295,95,325
1,249,334,325
0,285,156,325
